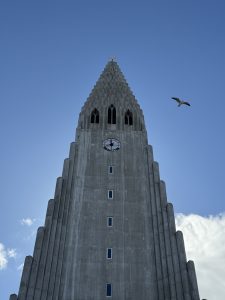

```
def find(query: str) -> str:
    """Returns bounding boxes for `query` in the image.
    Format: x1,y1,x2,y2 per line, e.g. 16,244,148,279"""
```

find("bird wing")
171,97,181,103
183,101,191,106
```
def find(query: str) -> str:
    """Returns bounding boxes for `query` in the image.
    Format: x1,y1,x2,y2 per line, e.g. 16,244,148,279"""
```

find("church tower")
10,60,201,300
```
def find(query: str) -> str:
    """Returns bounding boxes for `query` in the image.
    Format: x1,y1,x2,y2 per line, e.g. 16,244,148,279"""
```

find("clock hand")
110,139,114,149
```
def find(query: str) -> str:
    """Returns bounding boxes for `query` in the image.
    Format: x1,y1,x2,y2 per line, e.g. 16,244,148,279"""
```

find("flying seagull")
172,97,191,107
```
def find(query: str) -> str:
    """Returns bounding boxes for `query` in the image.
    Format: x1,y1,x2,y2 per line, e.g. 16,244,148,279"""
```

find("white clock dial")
103,138,120,151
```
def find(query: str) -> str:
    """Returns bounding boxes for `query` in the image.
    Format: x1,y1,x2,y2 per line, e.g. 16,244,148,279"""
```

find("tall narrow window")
90,108,99,124
107,217,113,227
108,166,113,174
108,105,116,124
108,190,113,199
107,248,112,259
125,110,133,125
106,283,112,297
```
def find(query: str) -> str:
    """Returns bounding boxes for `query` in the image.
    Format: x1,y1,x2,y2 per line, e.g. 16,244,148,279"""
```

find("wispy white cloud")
20,218,36,226
0,244,17,270
0,243,8,270
7,248,17,258
176,213,225,300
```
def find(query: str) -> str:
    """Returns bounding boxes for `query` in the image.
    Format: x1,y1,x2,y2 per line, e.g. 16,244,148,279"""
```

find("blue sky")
0,1,225,299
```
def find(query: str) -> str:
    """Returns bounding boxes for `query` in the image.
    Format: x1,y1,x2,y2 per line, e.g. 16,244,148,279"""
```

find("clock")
103,138,120,151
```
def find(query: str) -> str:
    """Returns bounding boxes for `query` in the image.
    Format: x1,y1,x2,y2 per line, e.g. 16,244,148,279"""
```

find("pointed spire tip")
108,56,117,62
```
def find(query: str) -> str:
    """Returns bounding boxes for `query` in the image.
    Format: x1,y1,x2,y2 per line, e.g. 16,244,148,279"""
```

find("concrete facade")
10,61,202,299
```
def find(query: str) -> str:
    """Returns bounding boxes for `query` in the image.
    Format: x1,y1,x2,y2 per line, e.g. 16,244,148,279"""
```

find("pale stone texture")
10,61,203,299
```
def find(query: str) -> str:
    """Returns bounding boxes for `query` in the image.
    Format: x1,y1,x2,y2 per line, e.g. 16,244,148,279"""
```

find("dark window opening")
107,217,113,227
108,105,116,124
91,108,99,124
108,190,113,199
125,110,133,125
106,283,112,297
107,248,112,259
109,166,113,174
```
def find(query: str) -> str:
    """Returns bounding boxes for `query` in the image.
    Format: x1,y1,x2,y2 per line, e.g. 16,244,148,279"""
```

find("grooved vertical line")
18,256,33,300
40,178,64,300
120,135,125,300
187,260,200,300
26,226,45,298
58,144,79,298
167,203,184,300
43,159,70,299
146,146,163,299
61,135,89,299
153,162,170,299
144,143,157,298
176,231,192,300
71,139,88,299
152,161,165,300
159,181,177,300
33,177,63,300
51,143,77,298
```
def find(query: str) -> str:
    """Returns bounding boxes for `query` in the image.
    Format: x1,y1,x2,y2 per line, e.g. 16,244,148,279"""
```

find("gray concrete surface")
10,61,201,300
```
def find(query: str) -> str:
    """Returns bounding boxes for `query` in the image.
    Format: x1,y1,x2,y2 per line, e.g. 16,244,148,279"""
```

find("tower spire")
78,60,145,132
108,56,117,62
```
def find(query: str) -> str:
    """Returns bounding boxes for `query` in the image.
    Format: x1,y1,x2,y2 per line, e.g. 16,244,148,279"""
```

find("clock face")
103,138,120,151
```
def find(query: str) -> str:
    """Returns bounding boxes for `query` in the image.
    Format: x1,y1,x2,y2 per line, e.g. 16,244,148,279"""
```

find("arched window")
90,108,99,124
125,110,133,125
108,105,116,124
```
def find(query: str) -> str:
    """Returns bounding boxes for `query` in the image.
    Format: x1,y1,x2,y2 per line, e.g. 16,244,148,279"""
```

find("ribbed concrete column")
187,260,200,300
146,146,162,299
160,181,176,300
159,180,167,206
40,175,66,300
47,149,75,298
26,226,45,298
147,150,164,300
44,199,55,226
18,255,33,300
34,177,63,300
153,161,170,299
54,176,64,199
176,231,191,300
41,159,70,299
27,199,53,298
167,203,184,300
145,145,158,299
52,143,77,299
60,141,86,299
62,157,70,179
